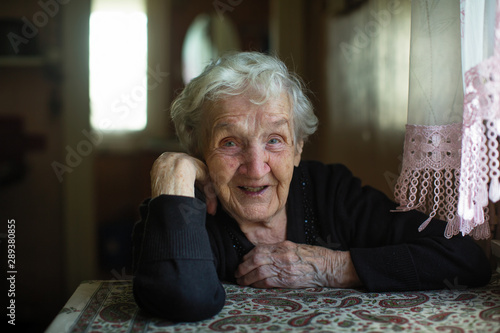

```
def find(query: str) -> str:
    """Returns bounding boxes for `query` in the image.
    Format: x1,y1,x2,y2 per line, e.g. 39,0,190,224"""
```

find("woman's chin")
227,204,285,226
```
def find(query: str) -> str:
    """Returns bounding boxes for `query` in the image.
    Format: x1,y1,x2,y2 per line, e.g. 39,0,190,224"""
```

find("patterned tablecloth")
46,274,500,332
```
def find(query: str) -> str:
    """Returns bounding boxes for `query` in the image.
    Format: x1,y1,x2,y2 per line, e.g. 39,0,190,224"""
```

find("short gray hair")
170,51,318,158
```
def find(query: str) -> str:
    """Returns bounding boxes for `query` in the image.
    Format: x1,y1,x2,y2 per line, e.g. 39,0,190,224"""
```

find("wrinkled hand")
235,241,361,289
150,152,217,215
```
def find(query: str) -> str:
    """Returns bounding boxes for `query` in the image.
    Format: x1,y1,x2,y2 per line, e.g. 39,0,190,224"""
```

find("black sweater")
132,161,491,322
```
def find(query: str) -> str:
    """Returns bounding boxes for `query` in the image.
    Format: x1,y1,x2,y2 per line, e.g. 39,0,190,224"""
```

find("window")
89,0,148,132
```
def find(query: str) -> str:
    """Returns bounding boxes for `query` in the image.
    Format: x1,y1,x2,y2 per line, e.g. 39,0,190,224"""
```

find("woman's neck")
237,209,287,245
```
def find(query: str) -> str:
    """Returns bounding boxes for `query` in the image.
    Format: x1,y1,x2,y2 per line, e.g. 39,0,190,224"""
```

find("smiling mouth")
239,186,268,192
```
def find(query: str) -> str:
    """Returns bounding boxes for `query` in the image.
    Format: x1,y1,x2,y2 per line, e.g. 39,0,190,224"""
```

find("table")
46,274,500,332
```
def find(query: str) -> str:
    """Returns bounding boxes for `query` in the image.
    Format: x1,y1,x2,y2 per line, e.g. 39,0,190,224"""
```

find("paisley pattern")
436,326,466,333
480,305,500,322
379,293,429,308
336,296,362,308
99,302,136,322
252,298,302,312
208,315,271,331
450,294,477,301
287,312,324,327
47,274,500,332
353,309,409,324
428,312,455,322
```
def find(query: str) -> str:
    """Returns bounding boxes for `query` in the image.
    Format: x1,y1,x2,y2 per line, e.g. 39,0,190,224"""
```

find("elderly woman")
132,52,491,322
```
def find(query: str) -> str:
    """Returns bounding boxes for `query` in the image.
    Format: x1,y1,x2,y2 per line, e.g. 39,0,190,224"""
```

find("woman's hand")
150,152,217,215
235,240,361,288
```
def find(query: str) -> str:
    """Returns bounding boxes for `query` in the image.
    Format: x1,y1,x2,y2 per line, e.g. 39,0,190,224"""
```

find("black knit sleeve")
132,195,225,322
308,162,491,292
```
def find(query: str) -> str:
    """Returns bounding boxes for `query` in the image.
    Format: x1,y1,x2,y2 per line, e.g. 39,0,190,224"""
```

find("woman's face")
203,92,302,227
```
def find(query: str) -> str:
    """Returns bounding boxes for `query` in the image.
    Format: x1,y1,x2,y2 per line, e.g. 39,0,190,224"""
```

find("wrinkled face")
203,92,302,226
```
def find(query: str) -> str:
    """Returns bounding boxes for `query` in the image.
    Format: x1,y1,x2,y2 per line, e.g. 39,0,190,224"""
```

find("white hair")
170,51,318,158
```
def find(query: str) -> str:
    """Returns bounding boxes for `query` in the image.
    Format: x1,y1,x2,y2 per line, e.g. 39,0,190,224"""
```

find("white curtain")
458,0,499,239
395,0,499,239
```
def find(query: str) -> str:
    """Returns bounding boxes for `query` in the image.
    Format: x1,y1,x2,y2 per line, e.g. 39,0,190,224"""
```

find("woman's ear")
294,140,304,167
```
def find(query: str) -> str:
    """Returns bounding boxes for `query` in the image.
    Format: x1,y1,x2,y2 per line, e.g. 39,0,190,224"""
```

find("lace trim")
456,56,499,239
395,0,500,239
453,0,500,240
394,124,465,236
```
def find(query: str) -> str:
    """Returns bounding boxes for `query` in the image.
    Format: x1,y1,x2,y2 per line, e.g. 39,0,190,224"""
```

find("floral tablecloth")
46,274,500,332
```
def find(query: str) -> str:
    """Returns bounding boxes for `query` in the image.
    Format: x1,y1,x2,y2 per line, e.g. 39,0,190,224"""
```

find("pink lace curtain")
394,0,499,240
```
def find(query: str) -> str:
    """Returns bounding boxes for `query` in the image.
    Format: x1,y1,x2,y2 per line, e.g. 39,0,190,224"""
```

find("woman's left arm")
326,163,492,292
235,240,362,288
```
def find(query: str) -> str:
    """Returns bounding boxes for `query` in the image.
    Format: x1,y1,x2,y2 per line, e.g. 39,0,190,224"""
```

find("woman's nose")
239,145,270,179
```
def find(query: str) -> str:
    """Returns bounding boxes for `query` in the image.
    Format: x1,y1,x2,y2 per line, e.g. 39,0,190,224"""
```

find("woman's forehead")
208,92,292,123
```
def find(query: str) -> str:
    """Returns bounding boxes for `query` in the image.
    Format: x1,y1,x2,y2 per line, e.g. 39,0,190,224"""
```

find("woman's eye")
268,138,280,144
222,140,236,147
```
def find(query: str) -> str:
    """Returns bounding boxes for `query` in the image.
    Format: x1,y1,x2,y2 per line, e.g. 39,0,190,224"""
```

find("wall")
0,0,95,330
323,0,411,197
0,0,65,330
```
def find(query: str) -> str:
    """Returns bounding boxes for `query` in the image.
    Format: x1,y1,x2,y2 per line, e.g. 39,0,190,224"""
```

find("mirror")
182,13,241,84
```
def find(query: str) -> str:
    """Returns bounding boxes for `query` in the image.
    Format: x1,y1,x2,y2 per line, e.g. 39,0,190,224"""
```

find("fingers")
236,265,281,288
235,241,347,289
235,241,316,288
194,180,218,216
192,161,218,215
201,182,218,216
235,246,274,279
235,245,273,286
151,152,194,197
235,242,295,278
151,152,218,215
236,259,319,288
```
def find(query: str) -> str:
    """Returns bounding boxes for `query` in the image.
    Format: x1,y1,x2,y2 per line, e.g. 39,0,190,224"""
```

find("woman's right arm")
132,153,225,322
